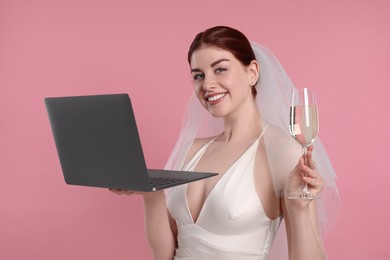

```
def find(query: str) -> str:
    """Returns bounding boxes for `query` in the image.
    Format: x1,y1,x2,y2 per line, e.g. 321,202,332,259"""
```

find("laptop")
44,93,218,191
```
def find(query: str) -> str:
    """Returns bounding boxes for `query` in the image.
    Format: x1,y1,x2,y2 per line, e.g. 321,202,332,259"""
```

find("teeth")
207,93,226,102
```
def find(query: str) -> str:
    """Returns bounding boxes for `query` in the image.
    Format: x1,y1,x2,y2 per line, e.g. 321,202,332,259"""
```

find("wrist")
285,198,315,213
143,190,166,205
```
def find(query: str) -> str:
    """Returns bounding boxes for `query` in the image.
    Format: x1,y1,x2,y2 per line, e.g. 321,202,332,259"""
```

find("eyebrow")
210,58,230,67
191,58,230,73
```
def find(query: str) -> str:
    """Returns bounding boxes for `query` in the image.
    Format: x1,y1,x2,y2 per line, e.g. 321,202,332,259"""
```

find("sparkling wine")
289,105,318,147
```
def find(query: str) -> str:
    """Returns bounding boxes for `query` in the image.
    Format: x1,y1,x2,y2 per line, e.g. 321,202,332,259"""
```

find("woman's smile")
205,92,227,104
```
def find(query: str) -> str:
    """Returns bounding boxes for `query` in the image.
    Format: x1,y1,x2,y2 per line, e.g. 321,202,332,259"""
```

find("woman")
112,26,339,260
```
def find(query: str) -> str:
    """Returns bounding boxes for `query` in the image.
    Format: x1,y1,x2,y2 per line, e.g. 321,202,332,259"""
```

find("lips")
205,93,227,102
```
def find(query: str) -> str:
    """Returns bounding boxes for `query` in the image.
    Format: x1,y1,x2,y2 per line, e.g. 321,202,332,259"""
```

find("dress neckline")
185,124,270,224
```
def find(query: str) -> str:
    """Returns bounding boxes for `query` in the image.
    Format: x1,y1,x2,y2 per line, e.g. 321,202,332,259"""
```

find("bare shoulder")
264,124,302,160
183,136,216,166
263,124,302,179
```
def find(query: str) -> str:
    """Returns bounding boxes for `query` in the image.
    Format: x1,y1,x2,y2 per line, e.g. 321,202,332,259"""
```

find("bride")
111,26,339,260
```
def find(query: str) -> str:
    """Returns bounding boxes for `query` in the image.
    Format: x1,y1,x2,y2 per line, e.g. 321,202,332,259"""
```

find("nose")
203,75,217,91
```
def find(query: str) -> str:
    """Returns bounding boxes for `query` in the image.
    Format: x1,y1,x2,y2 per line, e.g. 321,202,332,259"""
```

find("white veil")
165,42,340,258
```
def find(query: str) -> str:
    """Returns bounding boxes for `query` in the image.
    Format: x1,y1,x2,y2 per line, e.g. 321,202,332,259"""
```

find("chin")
207,109,228,118
204,101,231,118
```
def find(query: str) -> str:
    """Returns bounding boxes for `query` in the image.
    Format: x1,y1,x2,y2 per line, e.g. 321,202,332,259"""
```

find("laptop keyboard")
149,177,189,187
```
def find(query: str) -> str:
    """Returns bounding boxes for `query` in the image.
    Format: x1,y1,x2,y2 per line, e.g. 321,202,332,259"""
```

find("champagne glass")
288,88,319,200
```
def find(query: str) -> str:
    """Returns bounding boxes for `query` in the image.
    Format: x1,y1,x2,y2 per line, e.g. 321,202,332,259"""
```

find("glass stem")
302,146,309,193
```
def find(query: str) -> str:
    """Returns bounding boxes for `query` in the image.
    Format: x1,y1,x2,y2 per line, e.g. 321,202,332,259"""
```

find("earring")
250,76,258,86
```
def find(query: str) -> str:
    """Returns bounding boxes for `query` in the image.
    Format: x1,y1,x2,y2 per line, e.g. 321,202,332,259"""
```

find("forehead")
190,46,236,68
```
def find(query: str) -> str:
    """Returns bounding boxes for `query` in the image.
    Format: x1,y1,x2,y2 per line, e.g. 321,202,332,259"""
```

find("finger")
301,164,318,178
121,190,134,196
109,189,135,196
305,149,317,171
109,188,122,194
303,176,324,191
299,156,307,170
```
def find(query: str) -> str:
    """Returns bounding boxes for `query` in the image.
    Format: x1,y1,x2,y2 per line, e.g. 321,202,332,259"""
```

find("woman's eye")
193,73,204,81
215,68,227,73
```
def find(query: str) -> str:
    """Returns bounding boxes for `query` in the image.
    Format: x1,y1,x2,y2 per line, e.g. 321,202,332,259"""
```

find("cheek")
194,84,202,97
224,71,246,87
232,73,251,92
194,85,206,104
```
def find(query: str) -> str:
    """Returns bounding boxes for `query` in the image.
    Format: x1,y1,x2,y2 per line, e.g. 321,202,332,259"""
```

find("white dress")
167,126,283,260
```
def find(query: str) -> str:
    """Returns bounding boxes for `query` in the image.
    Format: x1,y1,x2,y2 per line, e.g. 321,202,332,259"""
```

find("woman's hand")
109,189,165,204
109,188,139,196
285,145,324,207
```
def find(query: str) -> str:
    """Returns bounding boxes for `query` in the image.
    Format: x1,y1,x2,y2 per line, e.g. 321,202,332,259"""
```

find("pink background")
1,0,389,259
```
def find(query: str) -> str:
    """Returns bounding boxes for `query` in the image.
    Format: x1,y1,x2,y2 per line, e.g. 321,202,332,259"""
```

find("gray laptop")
44,93,218,191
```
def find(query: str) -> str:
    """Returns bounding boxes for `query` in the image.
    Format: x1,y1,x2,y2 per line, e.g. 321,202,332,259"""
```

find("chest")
192,140,251,176
169,155,271,235
187,142,271,228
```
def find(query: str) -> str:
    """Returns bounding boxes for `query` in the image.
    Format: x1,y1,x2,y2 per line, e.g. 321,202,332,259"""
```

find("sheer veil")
165,42,340,259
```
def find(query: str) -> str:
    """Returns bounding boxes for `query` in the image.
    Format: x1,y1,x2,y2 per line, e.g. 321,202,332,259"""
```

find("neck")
220,99,263,143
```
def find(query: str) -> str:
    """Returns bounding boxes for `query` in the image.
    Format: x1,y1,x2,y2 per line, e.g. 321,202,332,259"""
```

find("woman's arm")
143,191,176,260
110,138,213,258
110,190,176,260
140,138,211,259
283,146,326,260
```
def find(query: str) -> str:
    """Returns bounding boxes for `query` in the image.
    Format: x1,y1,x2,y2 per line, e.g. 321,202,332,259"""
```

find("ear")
247,60,260,86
